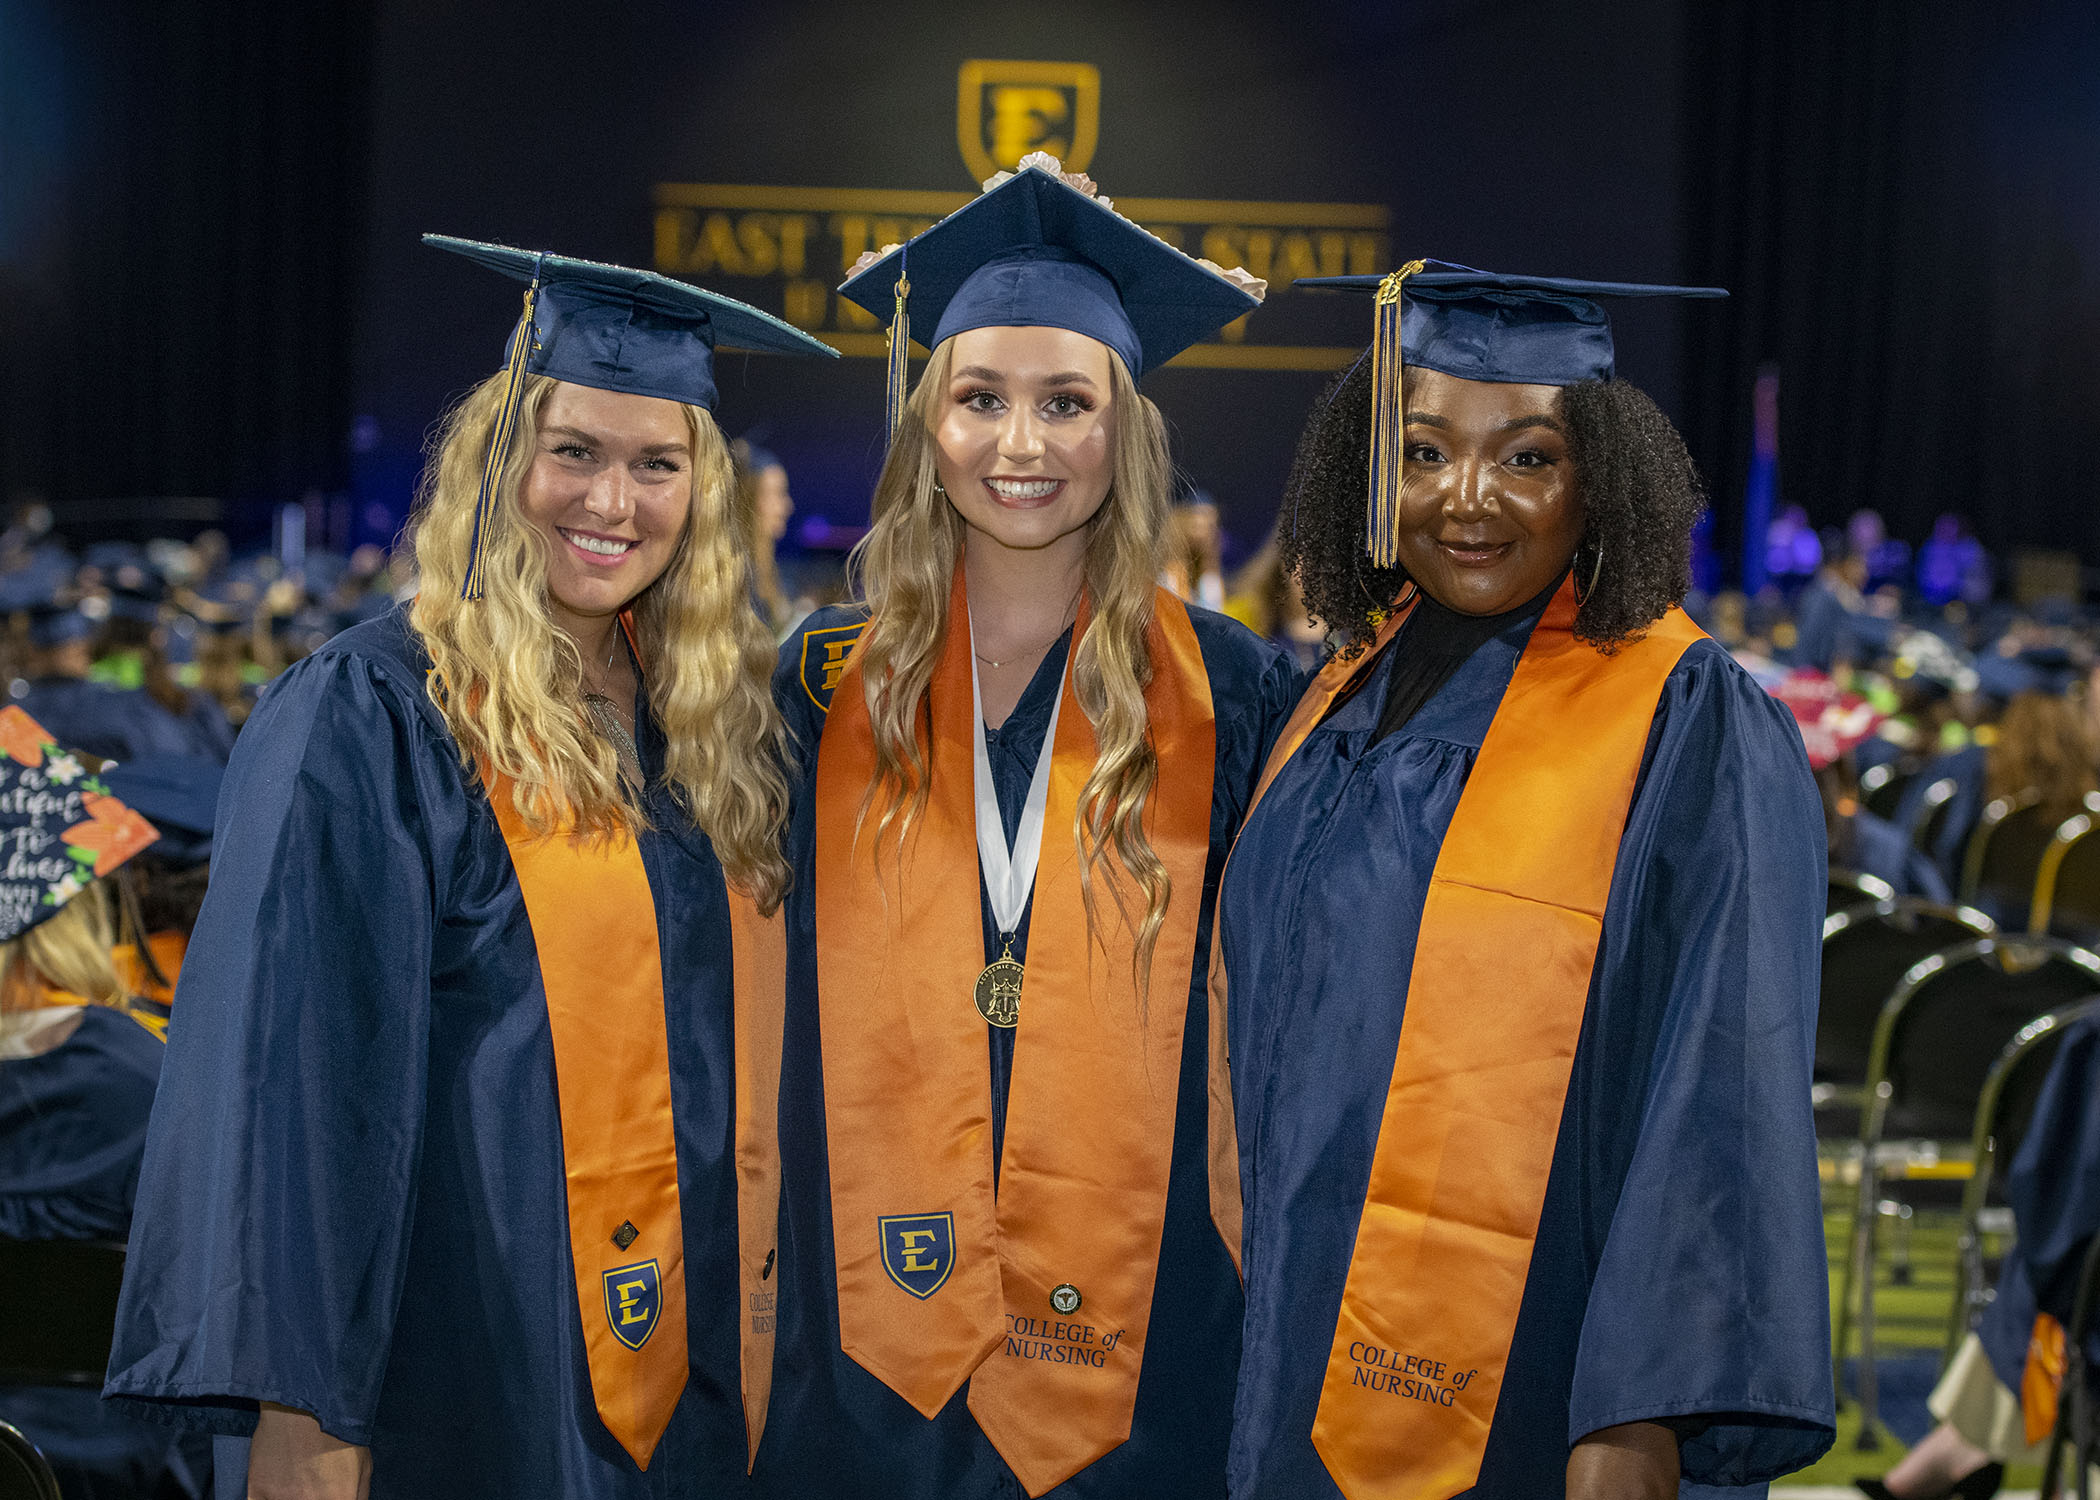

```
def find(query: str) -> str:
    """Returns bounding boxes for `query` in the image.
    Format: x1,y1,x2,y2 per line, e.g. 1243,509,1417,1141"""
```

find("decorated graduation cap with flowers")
0,707,158,943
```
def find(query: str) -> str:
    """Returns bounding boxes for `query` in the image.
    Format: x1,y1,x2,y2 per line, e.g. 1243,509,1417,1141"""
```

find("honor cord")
967,612,1067,937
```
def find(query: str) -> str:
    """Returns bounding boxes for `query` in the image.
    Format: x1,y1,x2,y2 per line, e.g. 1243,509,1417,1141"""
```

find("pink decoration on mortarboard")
1769,669,1885,771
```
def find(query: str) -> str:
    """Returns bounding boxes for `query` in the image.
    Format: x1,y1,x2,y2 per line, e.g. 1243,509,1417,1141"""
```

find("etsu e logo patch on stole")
879,1213,955,1300
603,1259,662,1350
799,622,865,710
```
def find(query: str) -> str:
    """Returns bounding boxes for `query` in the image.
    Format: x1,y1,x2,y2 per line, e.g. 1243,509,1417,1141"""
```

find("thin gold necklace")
973,600,1080,669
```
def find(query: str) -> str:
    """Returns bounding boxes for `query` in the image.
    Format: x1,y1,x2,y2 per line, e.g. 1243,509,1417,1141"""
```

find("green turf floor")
1781,1184,2046,1491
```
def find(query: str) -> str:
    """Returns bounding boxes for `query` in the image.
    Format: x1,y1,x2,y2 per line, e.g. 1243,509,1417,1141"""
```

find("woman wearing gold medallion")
104,239,836,1498
761,156,1297,1499
1212,263,1837,1500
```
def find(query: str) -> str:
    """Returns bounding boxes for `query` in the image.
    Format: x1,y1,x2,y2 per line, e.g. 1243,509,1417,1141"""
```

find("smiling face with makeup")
932,324,1118,560
517,381,694,643
1397,367,1586,616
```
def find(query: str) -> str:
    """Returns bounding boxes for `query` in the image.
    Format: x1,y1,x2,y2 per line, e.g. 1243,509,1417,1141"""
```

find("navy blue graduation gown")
1848,810,1952,903
1220,606,1836,1499
11,677,216,765
103,609,761,1499
0,1005,162,1240
1978,1015,2100,1390
759,603,1298,1499
0,1004,214,1499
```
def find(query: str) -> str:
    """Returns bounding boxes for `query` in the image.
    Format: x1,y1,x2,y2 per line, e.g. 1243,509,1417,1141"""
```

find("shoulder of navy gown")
1181,602,1299,798
10,678,196,765
0,1005,163,1241
773,602,873,753
1220,630,1834,1500
105,605,761,1497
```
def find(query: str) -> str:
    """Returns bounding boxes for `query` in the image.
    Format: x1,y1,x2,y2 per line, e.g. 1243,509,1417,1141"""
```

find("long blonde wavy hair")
848,339,1178,978
0,881,123,1015
410,372,792,910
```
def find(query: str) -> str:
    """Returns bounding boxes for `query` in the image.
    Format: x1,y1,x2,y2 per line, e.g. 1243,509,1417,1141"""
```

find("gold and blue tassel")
462,255,544,601
1366,259,1426,570
883,248,911,445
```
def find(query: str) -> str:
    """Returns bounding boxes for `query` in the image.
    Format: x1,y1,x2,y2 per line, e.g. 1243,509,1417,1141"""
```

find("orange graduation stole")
2023,1311,2068,1446
815,571,1216,1496
114,932,188,1006
484,626,787,1473
1210,578,1703,1500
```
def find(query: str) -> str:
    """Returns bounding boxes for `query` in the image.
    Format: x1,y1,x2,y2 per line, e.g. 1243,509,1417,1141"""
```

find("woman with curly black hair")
1210,265,1836,1500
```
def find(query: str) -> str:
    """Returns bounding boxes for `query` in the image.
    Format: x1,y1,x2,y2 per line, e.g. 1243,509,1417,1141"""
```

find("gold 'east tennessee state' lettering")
651,56,1387,373
649,190,1389,372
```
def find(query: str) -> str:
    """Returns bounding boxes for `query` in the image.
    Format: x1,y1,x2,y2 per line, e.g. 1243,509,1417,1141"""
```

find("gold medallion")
975,940,1024,1028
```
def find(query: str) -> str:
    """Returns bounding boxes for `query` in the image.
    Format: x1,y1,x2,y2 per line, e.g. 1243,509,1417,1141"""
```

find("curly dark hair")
1277,353,1706,655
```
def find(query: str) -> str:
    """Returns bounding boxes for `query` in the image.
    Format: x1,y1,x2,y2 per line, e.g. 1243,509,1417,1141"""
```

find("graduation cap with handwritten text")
0,707,158,943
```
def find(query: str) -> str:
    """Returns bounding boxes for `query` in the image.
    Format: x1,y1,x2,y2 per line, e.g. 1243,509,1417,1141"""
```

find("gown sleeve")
1566,647,1837,1494
104,646,455,1444
1980,1016,2100,1386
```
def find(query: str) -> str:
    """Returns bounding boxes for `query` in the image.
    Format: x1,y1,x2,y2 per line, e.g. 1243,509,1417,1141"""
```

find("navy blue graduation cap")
736,441,783,476
1297,260,1727,567
107,579,164,627
837,158,1264,436
29,603,95,651
424,234,841,598
100,753,222,866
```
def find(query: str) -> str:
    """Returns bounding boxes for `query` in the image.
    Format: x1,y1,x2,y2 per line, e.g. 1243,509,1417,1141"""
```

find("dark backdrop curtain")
1682,0,2100,569
0,0,373,535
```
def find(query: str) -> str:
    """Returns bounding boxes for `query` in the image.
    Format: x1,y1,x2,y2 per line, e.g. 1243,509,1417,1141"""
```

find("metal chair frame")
1962,789,2044,902
2034,811,2100,938
1830,867,1898,912
1909,775,1960,853
1817,897,1996,1114
1945,997,2100,1361
0,1418,61,1500
1833,934,2100,1446
1862,759,1918,821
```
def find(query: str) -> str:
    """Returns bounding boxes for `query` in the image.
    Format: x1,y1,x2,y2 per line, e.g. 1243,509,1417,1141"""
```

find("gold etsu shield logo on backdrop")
956,60,1101,183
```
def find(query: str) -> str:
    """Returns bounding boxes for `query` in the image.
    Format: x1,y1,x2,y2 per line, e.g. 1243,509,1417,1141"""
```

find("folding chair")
1817,898,1995,1135
0,1238,127,1386
1911,777,1961,853
1946,999,2100,1361
1831,867,1898,915
1962,792,2055,927
1834,936,2100,1445
0,1419,60,1500
1863,759,1920,821
2035,812,2100,945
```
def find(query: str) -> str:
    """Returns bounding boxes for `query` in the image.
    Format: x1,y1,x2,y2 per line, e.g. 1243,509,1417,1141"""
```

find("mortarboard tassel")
884,249,911,446
462,257,544,601
1366,259,1426,571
